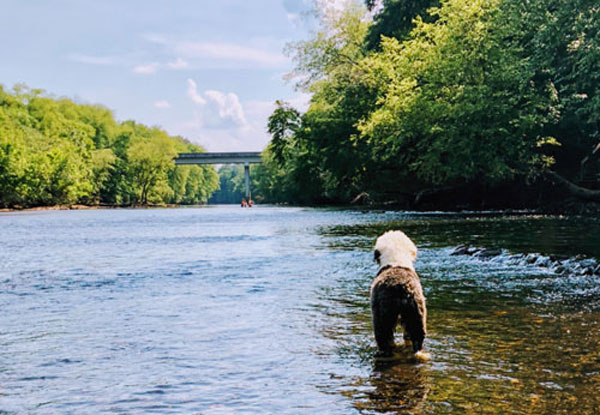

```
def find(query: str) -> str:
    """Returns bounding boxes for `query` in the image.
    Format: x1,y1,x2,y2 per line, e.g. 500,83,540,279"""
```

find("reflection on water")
1,208,599,414
353,355,431,414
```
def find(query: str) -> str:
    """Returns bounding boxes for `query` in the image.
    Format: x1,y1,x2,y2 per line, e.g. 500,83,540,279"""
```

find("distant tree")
209,165,245,204
0,85,219,208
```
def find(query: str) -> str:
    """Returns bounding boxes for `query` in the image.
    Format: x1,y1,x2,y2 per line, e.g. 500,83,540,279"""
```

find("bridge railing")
174,152,263,199
175,152,262,165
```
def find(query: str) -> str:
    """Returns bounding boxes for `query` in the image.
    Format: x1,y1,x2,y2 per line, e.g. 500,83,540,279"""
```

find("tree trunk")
545,170,600,202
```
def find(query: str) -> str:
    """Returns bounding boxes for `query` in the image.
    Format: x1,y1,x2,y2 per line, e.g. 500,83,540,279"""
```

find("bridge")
175,152,262,199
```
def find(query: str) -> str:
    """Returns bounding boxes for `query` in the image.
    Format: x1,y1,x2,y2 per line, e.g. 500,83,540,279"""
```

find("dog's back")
371,265,427,354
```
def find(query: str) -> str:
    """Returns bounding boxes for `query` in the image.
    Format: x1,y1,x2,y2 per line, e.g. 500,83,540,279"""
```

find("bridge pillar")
244,163,250,199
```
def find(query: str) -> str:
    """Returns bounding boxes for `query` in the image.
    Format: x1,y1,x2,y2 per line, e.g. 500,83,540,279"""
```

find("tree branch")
545,170,600,202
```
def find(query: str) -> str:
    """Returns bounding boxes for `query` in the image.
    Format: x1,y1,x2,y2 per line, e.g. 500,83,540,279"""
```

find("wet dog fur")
371,230,427,357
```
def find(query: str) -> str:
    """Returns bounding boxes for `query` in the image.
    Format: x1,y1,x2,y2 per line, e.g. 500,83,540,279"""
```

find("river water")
1,207,599,414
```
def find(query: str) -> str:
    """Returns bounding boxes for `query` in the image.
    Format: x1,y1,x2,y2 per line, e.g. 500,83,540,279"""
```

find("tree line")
253,0,600,208
0,85,218,208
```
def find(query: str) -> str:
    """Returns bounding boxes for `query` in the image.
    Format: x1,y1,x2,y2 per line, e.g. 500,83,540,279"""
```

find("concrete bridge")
175,152,262,199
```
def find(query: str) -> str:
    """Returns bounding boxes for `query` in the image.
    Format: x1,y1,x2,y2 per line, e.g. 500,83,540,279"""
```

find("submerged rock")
534,256,552,268
450,244,472,256
474,248,503,258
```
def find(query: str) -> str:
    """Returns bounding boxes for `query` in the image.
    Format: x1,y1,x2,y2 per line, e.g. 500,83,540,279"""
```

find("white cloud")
186,79,247,127
68,53,117,65
173,117,269,152
175,41,287,67
133,63,159,74
186,79,207,105
154,100,171,109
167,57,188,69
204,90,247,126
141,33,168,45
175,94,312,153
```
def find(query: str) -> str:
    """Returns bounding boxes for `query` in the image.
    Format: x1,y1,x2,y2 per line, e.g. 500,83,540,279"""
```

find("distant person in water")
248,198,254,207
241,198,248,207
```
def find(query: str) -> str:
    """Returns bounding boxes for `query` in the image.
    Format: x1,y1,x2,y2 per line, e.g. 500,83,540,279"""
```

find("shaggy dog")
371,230,427,357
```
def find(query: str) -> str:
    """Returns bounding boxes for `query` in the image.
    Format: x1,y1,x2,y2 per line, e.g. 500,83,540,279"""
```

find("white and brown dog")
371,230,427,357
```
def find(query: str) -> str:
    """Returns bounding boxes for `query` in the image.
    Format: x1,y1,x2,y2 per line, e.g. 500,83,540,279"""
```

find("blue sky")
0,0,325,151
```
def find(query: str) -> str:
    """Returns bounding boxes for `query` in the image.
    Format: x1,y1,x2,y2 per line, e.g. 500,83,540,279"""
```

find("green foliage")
267,101,301,166
364,0,438,50
285,2,370,91
209,165,245,204
361,0,554,185
510,0,600,179
257,0,599,206
0,85,219,208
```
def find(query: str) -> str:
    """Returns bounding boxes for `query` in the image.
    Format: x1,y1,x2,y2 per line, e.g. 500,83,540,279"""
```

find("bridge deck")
175,152,262,165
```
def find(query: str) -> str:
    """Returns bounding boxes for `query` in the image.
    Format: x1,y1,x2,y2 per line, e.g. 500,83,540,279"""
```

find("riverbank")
2,196,599,217
0,203,183,213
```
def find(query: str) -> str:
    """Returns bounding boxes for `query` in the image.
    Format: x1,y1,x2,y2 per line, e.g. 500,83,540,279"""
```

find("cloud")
173,116,269,152
133,63,159,74
167,57,188,69
140,33,168,45
68,53,118,65
154,100,171,109
175,93,314,153
185,79,251,133
175,41,287,67
176,94,311,152
187,79,207,105
204,90,247,126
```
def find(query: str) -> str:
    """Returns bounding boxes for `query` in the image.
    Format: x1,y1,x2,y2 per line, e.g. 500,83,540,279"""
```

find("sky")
0,0,332,152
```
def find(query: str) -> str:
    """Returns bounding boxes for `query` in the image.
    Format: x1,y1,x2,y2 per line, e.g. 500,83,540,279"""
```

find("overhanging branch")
545,170,600,202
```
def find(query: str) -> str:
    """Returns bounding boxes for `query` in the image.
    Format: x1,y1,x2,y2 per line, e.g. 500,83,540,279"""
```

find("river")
1,207,599,414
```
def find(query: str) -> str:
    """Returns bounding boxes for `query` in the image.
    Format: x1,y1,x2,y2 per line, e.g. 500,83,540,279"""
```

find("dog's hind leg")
371,301,398,357
399,316,413,348
399,297,426,353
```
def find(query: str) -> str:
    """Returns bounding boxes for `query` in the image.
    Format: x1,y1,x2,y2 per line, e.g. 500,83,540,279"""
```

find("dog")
371,230,427,357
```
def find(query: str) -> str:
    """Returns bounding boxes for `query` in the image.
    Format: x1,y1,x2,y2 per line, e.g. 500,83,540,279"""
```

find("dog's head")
373,230,418,270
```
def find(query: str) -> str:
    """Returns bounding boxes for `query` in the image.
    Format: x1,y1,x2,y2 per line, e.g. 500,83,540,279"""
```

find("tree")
126,128,177,205
209,165,245,204
0,84,220,208
364,0,438,50
267,101,301,166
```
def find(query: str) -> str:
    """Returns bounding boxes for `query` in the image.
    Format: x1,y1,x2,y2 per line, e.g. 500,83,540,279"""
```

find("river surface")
1,207,599,414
